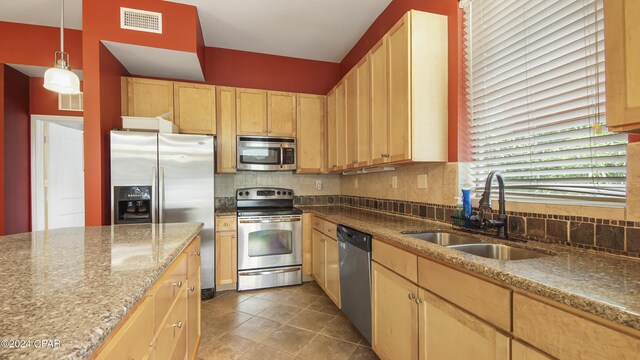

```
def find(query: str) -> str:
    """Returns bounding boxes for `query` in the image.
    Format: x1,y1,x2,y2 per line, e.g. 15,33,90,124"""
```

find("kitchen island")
0,222,202,359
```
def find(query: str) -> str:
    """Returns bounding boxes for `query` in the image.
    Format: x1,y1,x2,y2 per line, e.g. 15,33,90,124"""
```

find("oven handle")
239,218,301,224
239,267,300,276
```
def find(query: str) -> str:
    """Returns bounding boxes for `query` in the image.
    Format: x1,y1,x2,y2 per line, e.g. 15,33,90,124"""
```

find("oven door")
237,215,302,270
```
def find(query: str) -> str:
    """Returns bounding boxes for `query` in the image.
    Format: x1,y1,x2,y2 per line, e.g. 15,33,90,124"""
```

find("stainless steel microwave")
237,136,296,171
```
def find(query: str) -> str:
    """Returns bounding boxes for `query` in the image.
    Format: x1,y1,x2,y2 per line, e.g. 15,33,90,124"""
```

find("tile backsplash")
215,171,340,198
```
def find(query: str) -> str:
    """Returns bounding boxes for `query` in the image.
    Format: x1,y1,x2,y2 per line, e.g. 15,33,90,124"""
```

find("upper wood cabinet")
387,15,412,163
370,38,389,166
236,88,268,135
268,91,297,136
345,69,358,169
122,77,174,121
296,94,325,173
216,87,237,173
356,57,371,168
236,89,297,136
605,0,640,132
326,89,338,171
174,82,216,135
335,81,347,171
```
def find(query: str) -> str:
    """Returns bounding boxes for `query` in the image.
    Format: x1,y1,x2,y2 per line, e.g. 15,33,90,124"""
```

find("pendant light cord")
60,0,64,53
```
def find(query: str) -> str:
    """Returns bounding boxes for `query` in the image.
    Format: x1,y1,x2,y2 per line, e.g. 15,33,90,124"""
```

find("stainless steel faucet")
470,171,508,238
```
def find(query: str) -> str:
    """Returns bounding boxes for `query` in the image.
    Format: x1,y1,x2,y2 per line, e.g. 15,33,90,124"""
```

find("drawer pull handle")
408,293,416,301
171,281,183,288
170,321,183,329
188,286,195,292
195,251,200,256
415,298,424,305
224,223,228,226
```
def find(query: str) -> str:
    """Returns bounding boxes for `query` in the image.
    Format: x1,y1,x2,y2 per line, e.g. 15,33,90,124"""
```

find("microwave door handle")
280,144,284,168
151,167,157,224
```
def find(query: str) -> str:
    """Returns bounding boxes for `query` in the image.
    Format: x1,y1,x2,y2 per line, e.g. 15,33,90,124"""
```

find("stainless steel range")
236,187,303,291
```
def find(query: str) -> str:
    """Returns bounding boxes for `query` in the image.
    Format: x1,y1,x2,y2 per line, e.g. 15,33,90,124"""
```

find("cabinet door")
372,262,418,360
370,39,389,165
512,340,553,360
301,214,314,277
215,231,237,286
387,13,412,163
125,77,174,121
326,89,338,171
605,0,640,132
356,57,371,168
236,88,267,135
186,239,201,360
312,230,326,286
418,289,510,360
297,94,325,173
335,82,347,170
174,82,216,134
345,69,358,168
324,237,341,308
216,87,237,173
268,91,297,136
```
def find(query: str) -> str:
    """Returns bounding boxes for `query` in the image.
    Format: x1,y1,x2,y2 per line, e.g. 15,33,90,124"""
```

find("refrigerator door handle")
151,167,157,224
159,167,165,224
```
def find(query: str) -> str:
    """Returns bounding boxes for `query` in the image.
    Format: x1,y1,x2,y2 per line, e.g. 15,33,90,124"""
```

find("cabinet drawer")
323,221,338,239
216,216,237,232
151,253,187,333
372,239,417,283
155,288,188,358
312,217,324,232
95,295,154,360
418,257,511,331
513,293,640,359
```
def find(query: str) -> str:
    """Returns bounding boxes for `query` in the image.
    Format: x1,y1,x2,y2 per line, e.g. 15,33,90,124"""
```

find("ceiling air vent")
58,93,83,112
120,7,162,34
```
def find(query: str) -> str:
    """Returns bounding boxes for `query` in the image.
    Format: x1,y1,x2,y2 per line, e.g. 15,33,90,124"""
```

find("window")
463,0,627,205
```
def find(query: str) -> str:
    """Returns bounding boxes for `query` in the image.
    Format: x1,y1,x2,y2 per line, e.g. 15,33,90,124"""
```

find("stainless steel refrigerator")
110,130,216,298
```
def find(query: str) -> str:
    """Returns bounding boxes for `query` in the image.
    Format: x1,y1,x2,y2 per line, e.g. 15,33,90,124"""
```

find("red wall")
30,78,84,116
3,65,31,234
204,47,341,95
339,0,460,162
0,22,82,68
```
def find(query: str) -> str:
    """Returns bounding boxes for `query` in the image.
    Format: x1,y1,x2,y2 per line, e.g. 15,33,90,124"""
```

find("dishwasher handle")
337,224,372,252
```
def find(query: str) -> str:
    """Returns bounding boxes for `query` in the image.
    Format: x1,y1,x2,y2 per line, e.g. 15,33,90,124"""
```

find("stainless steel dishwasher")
337,224,372,344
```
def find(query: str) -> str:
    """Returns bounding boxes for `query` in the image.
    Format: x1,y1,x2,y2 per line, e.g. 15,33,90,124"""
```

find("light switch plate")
418,174,428,189
315,180,323,191
392,176,398,189
355,178,359,188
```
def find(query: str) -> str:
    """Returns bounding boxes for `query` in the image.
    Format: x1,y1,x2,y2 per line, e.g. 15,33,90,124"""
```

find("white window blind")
464,0,627,205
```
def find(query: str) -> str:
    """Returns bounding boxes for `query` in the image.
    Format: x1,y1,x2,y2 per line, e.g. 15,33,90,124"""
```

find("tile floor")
198,281,379,360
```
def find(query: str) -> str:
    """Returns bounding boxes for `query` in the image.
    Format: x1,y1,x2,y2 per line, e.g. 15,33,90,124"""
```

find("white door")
46,122,84,229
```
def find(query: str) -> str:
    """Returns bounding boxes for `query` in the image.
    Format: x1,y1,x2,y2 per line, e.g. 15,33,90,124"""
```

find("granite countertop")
300,205,640,332
0,222,203,360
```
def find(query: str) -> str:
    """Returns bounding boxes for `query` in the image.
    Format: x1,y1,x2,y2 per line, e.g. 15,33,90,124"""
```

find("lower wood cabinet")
419,289,509,360
372,261,418,360
511,340,552,360
310,216,340,308
93,236,201,360
215,215,237,290
301,213,314,279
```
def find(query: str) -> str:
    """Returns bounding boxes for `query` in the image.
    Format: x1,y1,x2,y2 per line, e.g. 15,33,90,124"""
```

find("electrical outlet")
418,174,428,189
315,180,322,191
392,176,398,189
355,178,359,188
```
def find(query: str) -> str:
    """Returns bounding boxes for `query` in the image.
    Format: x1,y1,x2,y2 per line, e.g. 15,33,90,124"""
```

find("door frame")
30,114,84,231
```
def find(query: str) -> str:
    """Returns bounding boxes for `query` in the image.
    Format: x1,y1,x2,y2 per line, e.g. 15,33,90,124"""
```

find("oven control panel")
236,187,294,200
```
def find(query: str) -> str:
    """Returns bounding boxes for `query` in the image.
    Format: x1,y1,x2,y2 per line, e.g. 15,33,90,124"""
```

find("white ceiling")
167,0,392,62
7,64,83,79
0,0,82,30
102,41,205,82
1,0,392,63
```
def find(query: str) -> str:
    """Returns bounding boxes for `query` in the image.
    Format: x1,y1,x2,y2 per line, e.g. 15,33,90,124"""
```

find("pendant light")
43,0,80,94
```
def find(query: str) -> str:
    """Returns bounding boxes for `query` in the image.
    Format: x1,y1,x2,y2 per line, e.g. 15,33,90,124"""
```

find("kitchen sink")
402,232,480,246
448,243,549,260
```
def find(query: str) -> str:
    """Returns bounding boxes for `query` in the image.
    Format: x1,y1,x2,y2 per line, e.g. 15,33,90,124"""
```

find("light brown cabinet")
387,14,411,163
268,91,297,136
335,82,347,171
173,82,216,135
296,94,325,173
370,38,389,166
94,237,201,360
356,57,371,168
345,69,358,169
605,0,640,132
236,88,268,135
511,340,553,360
216,87,237,173
301,213,314,279
310,216,341,308
326,89,337,170
372,261,418,360
215,216,237,290
419,289,510,360
122,77,174,121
